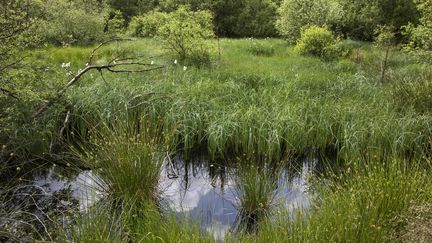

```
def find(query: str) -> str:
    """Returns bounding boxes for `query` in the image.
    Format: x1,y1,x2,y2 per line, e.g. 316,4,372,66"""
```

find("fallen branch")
32,39,163,118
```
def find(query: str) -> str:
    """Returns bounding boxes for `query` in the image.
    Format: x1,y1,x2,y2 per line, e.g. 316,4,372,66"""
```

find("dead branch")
32,39,164,118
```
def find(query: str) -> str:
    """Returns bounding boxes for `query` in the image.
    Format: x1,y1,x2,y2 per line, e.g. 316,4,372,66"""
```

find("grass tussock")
235,159,283,232
73,111,167,205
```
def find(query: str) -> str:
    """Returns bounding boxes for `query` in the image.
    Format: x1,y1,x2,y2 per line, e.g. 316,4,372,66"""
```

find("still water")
7,152,316,240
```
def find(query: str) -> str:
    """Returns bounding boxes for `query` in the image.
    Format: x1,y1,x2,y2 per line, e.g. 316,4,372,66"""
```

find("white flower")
85,62,90,67
61,62,71,68
174,59,178,65
183,66,187,71
151,60,154,65
66,71,73,77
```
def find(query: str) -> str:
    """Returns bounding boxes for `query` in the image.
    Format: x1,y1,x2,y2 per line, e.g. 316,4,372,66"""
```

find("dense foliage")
154,6,215,66
294,26,342,60
275,0,338,43
404,0,432,52
276,0,422,43
0,1,44,152
111,0,281,37
34,0,108,46
336,0,419,41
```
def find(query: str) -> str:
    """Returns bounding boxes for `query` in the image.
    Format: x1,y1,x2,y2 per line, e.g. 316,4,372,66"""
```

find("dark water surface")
2,152,317,240
159,153,316,238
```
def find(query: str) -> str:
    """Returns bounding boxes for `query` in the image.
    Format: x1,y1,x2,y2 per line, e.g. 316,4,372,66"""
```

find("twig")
98,69,111,89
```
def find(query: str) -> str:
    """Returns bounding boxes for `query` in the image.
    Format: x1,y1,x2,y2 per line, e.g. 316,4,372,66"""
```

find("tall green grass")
235,158,283,233
233,158,432,242
72,108,168,205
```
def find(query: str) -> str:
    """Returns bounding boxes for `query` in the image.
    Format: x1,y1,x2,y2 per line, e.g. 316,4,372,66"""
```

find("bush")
156,6,215,67
106,9,126,38
276,0,339,43
127,11,169,38
34,0,108,46
294,26,342,60
403,0,432,58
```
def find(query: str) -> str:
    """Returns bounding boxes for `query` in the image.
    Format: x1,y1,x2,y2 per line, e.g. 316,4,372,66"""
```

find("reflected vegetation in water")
1,151,318,241
159,152,317,238
0,164,103,241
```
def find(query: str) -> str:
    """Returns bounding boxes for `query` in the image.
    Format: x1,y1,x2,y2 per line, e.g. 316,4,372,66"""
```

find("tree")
336,0,419,41
0,1,36,76
0,0,40,152
233,0,279,37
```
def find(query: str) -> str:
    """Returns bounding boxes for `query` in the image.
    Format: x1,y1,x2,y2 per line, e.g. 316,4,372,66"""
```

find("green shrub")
294,26,342,60
34,0,108,46
106,9,125,38
156,6,215,67
127,11,169,38
402,0,432,61
276,0,340,43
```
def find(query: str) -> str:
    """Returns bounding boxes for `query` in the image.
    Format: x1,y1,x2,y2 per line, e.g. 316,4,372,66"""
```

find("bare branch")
32,39,164,118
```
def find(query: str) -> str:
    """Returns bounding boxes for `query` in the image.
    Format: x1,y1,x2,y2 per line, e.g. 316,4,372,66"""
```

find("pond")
159,153,316,239
1,151,318,241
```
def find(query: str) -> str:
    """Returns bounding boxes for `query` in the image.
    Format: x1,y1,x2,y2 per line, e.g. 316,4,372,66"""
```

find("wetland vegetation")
1,0,432,242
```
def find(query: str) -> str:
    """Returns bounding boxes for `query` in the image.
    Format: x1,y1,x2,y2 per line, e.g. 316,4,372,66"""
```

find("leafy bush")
147,0,280,38
106,9,126,38
294,26,342,60
127,11,169,38
155,6,215,67
276,0,340,43
34,0,108,46
403,0,432,60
